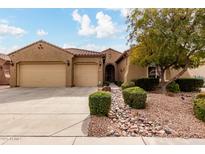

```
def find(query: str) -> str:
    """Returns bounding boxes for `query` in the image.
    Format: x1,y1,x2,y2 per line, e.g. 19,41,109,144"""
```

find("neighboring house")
0,53,10,85
116,49,200,82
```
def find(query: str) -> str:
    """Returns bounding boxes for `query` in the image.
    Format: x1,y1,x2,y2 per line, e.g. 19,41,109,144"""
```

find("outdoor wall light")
66,60,70,66
10,61,14,66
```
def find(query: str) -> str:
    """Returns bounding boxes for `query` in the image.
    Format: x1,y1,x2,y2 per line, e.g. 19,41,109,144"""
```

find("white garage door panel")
74,64,98,87
19,64,66,87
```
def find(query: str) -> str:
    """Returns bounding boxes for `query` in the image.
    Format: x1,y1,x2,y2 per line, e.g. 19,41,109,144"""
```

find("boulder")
102,86,111,92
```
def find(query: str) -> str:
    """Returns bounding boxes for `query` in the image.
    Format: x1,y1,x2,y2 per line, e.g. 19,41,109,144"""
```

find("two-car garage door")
18,63,99,87
19,63,66,87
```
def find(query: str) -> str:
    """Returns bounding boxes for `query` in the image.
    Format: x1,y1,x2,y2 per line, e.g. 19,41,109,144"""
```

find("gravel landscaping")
88,88,205,138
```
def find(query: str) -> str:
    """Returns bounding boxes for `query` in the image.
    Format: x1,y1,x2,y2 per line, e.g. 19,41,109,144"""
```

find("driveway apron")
0,87,97,137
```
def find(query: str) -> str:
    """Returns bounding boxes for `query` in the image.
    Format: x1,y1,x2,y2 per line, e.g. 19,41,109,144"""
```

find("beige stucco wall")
187,65,205,79
165,65,205,80
117,56,147,82
124,56,147,82
103,49,121,81
9,41,73,87
0,59,9,85
117,56,127,81
165,68,192,80
73,57,103,86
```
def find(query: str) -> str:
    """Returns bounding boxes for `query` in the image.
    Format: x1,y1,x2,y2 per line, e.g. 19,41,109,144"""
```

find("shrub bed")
122,86,147,109
89,91,111,116
193,98,205,122
121,81,135,90
132,78,159,91
175,78,204,92
196,93,205,99
166,82,180,93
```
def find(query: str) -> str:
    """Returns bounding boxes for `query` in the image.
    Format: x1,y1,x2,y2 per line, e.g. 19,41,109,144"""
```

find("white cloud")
72,9,117,38
95,12,116,38
0,19,9,24
0,23,26,38
63,42,103,51
72,9,82,23
72,9,95,36
63,43,77,48
78,15,96,36
108,8,133,17
81,44,106,51
0,45,19,54
120,8,132,17
36,29,48,36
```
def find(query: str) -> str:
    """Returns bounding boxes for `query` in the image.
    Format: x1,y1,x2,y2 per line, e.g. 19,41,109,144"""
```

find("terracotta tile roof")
101,48,122,54
115,49,130,63
0,53,10,61
65,48,104,57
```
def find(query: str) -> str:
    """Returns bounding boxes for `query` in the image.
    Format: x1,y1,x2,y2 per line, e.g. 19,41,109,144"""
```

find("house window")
148,66,158,78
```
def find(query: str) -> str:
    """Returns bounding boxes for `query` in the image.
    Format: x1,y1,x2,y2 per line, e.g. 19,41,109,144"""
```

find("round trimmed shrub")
132,78,159,91
193,98,205,122
121,81,135,90
175,78,204,92
166,82,180,93
122,86,147,109
196,93,205,99
89,91,111,116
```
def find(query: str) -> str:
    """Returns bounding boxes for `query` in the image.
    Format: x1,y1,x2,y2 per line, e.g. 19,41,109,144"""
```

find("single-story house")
0,53,10,85
5,40,205,88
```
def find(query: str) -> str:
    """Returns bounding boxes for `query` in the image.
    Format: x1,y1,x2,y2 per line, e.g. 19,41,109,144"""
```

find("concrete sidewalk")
1,137,205,145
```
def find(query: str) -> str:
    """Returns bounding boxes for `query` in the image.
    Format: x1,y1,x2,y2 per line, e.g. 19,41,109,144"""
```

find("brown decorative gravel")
88,88,205,138
140,92,205,138
88,116,113,137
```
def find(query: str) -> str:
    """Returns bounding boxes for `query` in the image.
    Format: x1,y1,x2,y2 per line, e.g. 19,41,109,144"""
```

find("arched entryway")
105,64,115,82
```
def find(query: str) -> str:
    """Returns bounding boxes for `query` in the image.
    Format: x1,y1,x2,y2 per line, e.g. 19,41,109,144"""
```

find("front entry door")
105,64,115,82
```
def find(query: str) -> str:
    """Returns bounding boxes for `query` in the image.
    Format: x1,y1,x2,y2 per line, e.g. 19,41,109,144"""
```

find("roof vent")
38,43,44,50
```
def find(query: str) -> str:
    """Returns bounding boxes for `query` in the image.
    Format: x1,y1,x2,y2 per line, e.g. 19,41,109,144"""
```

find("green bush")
196,93,205,99
166,82,180,93
114,81,123,87
132,78,159,91
193,98,205,122
175,78,204,92
89,91,111,116
122,87,147,109
121,81,135,90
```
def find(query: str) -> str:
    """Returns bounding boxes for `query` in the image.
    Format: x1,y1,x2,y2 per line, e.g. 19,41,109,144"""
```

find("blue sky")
0,8,130,54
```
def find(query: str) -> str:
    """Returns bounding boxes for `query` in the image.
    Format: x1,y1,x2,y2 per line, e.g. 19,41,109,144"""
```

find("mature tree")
127,8,205,92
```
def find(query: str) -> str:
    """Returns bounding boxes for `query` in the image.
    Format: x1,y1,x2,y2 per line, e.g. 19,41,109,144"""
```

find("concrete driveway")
0,87,97,137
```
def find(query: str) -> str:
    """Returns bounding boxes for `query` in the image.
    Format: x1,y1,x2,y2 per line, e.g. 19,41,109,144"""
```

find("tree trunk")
160,67,188,94
158,69,167,93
